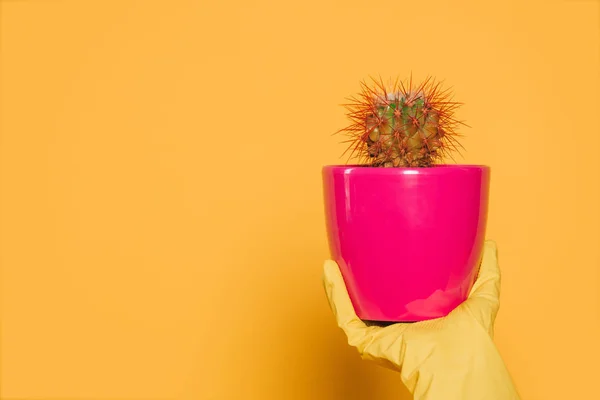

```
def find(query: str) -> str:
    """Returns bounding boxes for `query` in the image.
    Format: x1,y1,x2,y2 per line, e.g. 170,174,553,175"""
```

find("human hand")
323,240,521,400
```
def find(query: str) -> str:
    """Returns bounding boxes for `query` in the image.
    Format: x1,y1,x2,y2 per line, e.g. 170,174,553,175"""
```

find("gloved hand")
323,240,521,400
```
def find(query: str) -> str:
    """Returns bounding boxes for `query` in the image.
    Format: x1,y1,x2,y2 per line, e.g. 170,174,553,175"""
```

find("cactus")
337,76,467,167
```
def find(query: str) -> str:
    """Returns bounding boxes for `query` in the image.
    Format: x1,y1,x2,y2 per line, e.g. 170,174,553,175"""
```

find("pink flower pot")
322,164,490,322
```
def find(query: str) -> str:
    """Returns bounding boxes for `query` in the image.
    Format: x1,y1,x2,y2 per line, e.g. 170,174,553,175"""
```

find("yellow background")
1,0,599,399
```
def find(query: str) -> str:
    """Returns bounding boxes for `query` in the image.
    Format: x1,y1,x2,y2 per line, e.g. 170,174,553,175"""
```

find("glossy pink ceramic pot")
322,164,490,322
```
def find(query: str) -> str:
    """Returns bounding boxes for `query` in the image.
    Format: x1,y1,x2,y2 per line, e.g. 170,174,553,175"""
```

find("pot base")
364,320,415,327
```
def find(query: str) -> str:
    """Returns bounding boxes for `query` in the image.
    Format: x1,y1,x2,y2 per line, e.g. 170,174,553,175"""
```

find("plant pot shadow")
300,309,414,400
261,246,413,400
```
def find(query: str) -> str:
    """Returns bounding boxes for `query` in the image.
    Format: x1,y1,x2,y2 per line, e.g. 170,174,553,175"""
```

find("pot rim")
323,163,489,174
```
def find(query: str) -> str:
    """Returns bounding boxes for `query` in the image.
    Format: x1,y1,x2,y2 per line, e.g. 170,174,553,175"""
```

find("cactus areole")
337,76,466,167
322,76,490,323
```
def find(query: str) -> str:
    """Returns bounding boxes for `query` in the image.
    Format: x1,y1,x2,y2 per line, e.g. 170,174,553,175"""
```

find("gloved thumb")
322,260,377,348
454,240,502,337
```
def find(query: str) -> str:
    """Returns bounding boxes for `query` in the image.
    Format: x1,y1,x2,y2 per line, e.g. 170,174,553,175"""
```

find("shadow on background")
174,217,414,400
224,229,413,400
289,282,414,400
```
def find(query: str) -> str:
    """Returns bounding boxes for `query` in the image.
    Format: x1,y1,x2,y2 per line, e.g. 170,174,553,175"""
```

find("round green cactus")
337,76,467,167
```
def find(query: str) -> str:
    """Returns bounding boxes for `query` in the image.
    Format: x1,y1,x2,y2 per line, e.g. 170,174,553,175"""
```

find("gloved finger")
459,240,501,335
322,260,378,349
323,261,417,372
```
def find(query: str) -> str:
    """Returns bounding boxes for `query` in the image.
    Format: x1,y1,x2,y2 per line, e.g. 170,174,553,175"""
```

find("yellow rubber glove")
323,240,521,400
